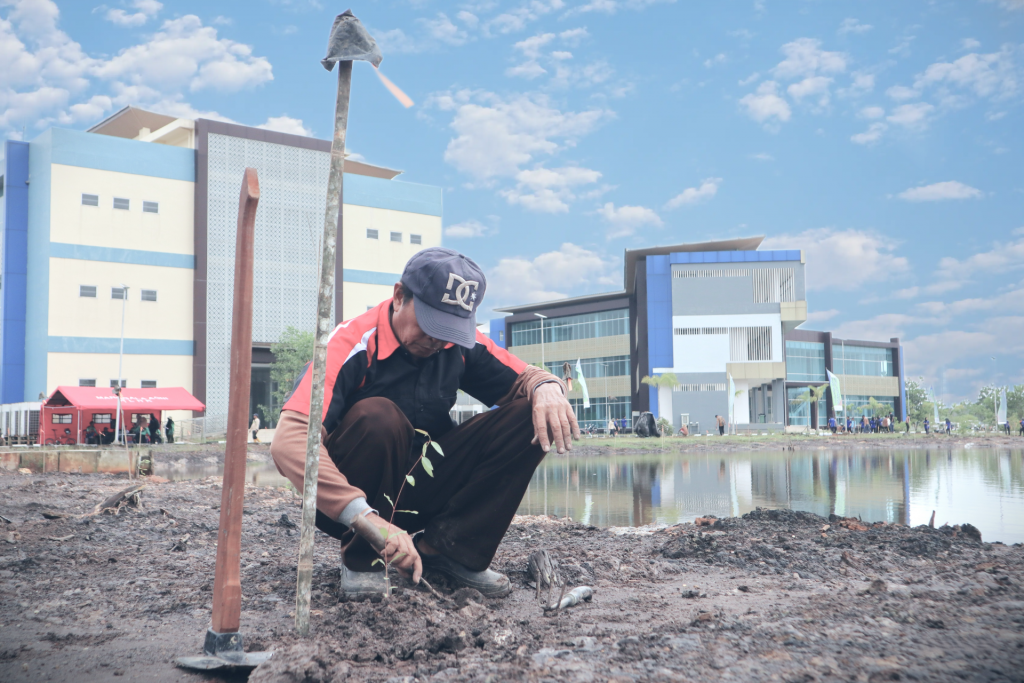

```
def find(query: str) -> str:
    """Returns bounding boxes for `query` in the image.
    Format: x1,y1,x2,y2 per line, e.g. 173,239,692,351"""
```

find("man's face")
392,285,446,358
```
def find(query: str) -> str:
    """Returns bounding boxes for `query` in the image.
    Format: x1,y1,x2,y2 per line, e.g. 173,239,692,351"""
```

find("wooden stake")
210,168,260,635
295,61,351,637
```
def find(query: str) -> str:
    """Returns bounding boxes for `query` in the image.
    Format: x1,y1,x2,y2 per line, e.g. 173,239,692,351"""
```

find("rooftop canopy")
44,386,206,412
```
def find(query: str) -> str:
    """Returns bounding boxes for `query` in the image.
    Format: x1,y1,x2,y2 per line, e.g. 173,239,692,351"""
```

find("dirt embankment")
1,471,1021,683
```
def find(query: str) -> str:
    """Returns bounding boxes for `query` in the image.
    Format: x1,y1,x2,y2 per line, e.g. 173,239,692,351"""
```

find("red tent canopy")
44,386,206,411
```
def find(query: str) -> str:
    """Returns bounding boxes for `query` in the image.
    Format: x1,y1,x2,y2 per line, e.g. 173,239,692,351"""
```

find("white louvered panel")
729,326,773,362
206,133,334,419
752,268,796,304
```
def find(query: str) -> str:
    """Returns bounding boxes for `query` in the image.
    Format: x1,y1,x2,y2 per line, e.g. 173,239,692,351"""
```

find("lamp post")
114,284,128,451
534,313,547,372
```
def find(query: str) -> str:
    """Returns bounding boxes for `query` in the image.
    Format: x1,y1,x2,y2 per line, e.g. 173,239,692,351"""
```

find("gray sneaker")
339,564,388,598
419,552,512,598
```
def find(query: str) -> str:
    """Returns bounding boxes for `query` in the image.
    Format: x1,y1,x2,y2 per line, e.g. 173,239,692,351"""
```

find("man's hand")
353,512,422,583
531,382,580,454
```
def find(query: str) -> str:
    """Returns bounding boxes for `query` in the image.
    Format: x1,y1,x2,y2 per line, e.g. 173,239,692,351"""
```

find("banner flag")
576,358,591,409
826,369,843,413
728,373,735,425
933,391,940,424
998,387,1008,425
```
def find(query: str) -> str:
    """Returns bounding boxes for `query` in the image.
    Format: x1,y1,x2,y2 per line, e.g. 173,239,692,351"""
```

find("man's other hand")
359,513,422,583
531,382,580,454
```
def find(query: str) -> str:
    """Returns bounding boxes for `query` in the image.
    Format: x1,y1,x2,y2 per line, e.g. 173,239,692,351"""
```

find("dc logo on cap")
441,273,479,312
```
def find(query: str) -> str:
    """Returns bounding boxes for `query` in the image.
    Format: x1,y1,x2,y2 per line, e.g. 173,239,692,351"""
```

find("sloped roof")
44,386,206,412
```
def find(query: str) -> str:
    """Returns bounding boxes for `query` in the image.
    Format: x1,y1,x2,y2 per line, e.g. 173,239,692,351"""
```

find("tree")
270,326,316,414
640,373,679,390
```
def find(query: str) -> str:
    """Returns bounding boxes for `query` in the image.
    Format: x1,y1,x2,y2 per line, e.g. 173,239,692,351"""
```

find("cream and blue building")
0,107,443,425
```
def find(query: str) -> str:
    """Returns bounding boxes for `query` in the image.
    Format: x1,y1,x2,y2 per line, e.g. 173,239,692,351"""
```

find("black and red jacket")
283,300,527,438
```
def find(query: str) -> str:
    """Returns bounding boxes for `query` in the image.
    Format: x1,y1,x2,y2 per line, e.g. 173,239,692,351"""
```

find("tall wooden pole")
211,168,260,635
296,61,351,636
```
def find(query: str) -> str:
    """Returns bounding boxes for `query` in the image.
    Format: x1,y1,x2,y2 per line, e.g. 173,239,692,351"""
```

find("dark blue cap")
401,247,486,349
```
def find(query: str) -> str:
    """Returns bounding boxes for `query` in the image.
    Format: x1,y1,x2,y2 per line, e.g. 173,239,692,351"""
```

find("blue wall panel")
1,141,30,403
344,173,443,217
668,249,800,265
343,268,403,286
25,131,52,401
645,254,673,416
49,128,194,182
50,242,196,269
489,318,507,349
48,337,194,355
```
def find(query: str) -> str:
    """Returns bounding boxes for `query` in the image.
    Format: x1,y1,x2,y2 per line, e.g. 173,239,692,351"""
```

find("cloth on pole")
728,373,735,425
576,358,590,409
933,392,940,424
826,369,843,413
321,10,383,70
998,387,1008,425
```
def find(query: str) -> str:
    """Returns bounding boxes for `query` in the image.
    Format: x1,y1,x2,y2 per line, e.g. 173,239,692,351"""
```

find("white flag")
576,358,590,409
998,387,1008,425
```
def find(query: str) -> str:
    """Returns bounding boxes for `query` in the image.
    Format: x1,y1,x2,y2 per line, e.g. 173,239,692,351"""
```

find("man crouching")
271,247,578,598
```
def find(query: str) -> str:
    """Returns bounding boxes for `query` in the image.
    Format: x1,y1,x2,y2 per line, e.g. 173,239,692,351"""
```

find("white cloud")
934,237,1024,282
434,89,609,182
558,27,588,45
552,50,572,60
897,181,983,202
665,177,722,209
513,32,555,58
456,11,479,28
256,115,310,137
445,219,495,238
838,18,872,35
596,202,663,238
739,80,791,127
837,72,874,98
106,0,163,27
485,0,565,35
787,75,833,107
914,47,1019,100
961,38,981,51
850,122,887,145
421,13,468,45
506,60,547,79
703,53,726,68
750,152,773,161
729,28,754,40
830,313,932,342
500,165,603,212
487,243,618,305
761,227,909,291
57,94,113,124
886,85,920,101
859,105,885,119
806,309,839,322
886,102,934,128
986,0,1024,10
771,38,847,80
738,72,760,86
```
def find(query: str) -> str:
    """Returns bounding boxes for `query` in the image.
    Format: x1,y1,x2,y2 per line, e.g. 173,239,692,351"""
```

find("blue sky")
1,0,1022,402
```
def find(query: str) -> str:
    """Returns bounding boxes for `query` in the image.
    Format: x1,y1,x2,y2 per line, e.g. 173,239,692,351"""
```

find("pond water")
155,447,1024,545
517,448,1024,545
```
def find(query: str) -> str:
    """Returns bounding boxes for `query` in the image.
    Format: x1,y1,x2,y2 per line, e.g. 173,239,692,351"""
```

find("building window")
787,387,827,427
141,380,157,388
833,345,894,377
567,396,631,431
92,413,112,424
545,355,630,379
80,285,97,298
112,287,126,299
141,289,157,302
673,269,749,278
0,175,4,198
676,383,728,392
79,379,96,387
142,201,159,214
366,228,378,239
410,234,422,245
785,341,827,381
729,326,774,362
113,197,130,210
110,379,126,388
675,327,728,336
498,331,504,342
82,193,99,206
843,395,896,417
390,231,402,243
51,413,73,424
509,309,629,347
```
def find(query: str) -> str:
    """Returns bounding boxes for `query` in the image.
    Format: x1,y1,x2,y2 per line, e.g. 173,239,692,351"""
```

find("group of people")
82,414,175,445
922,417,953,434
826,412,907,434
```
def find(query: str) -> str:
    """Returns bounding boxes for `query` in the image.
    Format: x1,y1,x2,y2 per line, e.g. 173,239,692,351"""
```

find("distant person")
888,413,895,433
861,415,869,433
905,419,910,434
678,424,689,437
148,414,163,444
101,426,114,444
608,419,617,437
85,421,98,445
881,416,889,433
945,418,952,435
165,416,175,444
846,416,852,434
250,413,261,443
1019,417,1024,436
828,416,837,434
1003,421,1011,436
924,418,930,434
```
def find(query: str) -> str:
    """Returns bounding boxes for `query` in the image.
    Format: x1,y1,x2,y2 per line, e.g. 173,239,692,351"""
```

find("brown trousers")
299,397,544,572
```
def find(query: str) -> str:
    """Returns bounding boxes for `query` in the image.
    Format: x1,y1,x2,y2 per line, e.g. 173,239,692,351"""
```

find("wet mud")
1,469,1021,682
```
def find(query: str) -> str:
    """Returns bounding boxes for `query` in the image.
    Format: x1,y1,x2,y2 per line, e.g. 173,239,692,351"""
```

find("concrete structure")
0,107,442,427
491,237,904,433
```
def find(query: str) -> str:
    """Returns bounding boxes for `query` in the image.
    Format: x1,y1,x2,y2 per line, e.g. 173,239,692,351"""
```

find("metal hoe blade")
321,9,382,70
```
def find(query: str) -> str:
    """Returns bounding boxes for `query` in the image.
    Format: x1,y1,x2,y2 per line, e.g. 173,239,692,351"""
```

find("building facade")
491,237,905,433
0,107,442,426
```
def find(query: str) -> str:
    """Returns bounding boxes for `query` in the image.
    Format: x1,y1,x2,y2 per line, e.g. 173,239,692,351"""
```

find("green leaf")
383,493,394,508
421,456,434,477
396,509,418,514
421,442,428,457
406,474,416,486
414,429,429,436
431,441,444,457
392,529,408,536
371,558,383,567
379,527,390,539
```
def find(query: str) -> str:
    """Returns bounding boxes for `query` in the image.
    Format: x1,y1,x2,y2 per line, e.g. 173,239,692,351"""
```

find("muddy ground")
1,467,1022,683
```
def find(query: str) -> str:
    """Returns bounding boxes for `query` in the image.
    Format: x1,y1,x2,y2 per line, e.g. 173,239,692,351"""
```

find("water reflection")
518,449,1024,545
